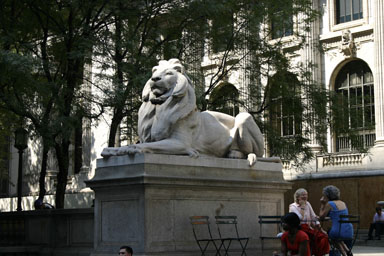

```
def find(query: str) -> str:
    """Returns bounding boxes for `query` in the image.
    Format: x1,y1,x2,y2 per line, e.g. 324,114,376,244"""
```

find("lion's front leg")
108,139,199,157
101,147,119,157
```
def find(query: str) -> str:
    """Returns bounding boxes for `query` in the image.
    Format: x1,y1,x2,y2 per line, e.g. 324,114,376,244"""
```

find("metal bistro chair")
329,214,360,256
215,216,249,256
190,216,221,256
258,215,283,254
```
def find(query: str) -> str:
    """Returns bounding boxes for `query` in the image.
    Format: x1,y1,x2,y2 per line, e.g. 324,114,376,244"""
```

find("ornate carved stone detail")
339,29,356,56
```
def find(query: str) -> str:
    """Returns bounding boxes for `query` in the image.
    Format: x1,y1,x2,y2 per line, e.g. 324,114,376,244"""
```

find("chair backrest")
190,216,215,241
338,214,360,248
258,215,283,238
215,216,240,239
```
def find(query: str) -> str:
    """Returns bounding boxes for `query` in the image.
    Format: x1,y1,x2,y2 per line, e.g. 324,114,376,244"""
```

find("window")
336,0,363,24
334,60,375,152
211,11,234,53
271,16,293,39
269,73,301,137
269,4,294,39
267,72,302,156
209,83,239,117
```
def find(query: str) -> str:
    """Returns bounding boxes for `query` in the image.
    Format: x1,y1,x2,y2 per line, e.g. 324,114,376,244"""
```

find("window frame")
266,72,302,157
333,60,375,152
268,6,297,42
270,13,295,40
329,0,369,32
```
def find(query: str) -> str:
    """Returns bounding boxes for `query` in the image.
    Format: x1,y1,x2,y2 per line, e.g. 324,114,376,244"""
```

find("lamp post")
14,127,28,212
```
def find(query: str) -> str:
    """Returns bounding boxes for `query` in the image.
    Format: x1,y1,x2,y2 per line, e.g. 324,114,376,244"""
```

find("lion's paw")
187,149,199,158
247,153,257,166
101,147,118,158
116,145,142,155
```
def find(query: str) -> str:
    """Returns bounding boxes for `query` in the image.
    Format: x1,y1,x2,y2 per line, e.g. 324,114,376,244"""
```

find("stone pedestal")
86,153,291,256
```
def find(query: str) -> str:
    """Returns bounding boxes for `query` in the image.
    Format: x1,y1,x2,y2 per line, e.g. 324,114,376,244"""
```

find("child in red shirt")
281,212,311,256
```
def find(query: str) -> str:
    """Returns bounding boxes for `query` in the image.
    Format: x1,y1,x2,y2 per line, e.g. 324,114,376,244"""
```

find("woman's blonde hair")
294,188,308,201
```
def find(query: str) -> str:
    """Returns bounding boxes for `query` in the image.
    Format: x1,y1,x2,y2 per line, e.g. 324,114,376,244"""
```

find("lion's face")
149,65,179,97
141,59,189,105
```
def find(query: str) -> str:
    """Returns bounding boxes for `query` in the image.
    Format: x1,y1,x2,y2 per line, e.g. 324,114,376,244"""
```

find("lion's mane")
138,59,196,143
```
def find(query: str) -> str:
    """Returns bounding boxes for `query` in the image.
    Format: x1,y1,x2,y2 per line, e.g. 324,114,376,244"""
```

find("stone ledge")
88,154,286,186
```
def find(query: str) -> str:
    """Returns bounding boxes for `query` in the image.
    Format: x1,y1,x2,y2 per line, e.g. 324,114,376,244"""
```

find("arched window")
209,83,239,117
334,60,375,152
267,72,302,156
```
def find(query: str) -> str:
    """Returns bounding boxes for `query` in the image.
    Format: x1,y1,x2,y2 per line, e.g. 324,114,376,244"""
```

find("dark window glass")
267,72,302,156
211,11,234,53
334,60,375,152
271,15,293,39
336,0,363,24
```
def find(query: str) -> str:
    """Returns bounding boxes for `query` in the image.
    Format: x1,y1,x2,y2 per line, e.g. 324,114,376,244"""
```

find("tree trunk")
38,138,49,200
108,9,125,147
54,140,69,209
108,109,124,147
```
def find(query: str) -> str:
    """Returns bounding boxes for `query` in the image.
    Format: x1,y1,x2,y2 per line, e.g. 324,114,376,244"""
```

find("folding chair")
329,214,360,256
215,216,249,256
258,215,283,254
190,216,221,256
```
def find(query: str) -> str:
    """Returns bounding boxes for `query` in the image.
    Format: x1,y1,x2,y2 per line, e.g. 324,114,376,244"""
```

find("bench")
258,215,283,253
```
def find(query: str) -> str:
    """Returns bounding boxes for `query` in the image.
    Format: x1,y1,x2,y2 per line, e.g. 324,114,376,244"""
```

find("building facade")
199,0,384,226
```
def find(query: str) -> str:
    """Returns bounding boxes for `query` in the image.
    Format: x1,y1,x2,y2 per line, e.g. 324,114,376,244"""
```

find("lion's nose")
151,76,161,82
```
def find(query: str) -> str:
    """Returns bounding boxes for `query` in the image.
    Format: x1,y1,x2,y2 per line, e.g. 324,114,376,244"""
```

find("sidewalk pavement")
352,245,383,256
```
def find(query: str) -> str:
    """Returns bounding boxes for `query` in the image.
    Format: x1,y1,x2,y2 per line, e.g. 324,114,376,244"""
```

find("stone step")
354,229,384,247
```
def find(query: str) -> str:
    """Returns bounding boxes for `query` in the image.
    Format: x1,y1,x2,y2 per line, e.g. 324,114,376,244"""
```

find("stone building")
279,0,384,228
194,0,384,228
1,1,383,230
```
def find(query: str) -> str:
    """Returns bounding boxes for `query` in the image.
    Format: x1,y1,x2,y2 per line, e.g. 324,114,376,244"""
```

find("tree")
0,0,111,208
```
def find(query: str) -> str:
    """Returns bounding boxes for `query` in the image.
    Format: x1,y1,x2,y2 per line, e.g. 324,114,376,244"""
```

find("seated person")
280,212,310,256
319,185,353,256
289,188,329,256
34,198,55,209
368,206,384,240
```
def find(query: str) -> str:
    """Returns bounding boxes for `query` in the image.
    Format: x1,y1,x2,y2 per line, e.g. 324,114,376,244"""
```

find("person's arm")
319,199,331,220
281,239,288,256
289,204,302,218
298,240,309,256
373,213,378,223
307,202,320,226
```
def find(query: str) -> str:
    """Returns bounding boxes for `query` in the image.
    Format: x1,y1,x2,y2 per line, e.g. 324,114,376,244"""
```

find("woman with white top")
289,188,330,256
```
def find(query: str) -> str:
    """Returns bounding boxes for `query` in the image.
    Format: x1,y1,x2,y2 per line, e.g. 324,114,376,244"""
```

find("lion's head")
138,59,196,142
142,59,192,105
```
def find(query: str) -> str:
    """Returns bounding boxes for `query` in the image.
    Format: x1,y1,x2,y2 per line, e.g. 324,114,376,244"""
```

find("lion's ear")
142,79,151,102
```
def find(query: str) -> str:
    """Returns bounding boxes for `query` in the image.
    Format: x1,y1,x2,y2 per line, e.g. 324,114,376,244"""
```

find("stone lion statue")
101,59,264,166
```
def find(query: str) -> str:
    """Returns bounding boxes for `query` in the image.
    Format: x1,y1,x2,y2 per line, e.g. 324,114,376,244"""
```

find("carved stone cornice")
320,27,373,52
